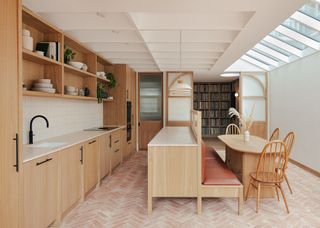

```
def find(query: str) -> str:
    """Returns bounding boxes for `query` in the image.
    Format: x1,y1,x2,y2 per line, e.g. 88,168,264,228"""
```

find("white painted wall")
269,52,320,172
23,97,103,144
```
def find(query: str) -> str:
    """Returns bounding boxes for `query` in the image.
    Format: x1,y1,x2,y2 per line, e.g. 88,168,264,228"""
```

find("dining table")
218,134,275,198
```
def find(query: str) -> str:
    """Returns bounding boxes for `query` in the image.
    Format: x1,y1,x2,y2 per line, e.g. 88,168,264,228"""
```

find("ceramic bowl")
69,61,84,70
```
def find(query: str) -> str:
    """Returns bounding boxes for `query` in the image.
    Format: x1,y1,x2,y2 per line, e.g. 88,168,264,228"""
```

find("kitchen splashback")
23,97,103,144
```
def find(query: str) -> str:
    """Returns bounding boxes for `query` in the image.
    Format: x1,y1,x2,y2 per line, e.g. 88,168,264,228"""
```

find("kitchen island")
147,127,198,214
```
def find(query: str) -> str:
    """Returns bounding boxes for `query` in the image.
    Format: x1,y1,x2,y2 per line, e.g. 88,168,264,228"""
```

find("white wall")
23,97,103,144
269,52,320,172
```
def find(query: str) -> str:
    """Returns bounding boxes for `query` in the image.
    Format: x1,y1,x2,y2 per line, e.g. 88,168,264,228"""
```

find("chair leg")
245,178,252,201
238,186,243,215
284,173,293,194
278,183,290,213
275,185,280,202
197,197,202,215
256,183,261,213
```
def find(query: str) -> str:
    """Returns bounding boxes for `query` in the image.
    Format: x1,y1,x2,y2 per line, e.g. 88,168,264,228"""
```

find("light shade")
220,72,240,77
169,80,192,96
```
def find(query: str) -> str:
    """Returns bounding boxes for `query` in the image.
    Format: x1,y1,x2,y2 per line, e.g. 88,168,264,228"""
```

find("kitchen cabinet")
121,128,128,159
100,133,111,179
111,130,121,170
60,144,83,215
23,153,59,228
0,1,22,227
84,138,99,195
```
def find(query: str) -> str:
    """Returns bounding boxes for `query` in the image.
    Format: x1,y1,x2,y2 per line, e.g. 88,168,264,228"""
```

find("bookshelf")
193,82,237,137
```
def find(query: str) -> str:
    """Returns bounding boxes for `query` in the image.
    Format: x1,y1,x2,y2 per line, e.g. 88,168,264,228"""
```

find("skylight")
241,0,320,71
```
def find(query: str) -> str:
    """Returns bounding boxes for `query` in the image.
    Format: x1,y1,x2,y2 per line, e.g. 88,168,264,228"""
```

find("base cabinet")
111,130,121,170
23,153,59,228
84,138,99,194
121,128,128,160
60,144,83,215
100,133,111,179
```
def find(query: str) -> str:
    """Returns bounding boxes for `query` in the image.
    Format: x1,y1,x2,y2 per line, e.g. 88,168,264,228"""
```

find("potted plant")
64,46,76,64
106,72,116,90
97,73,117,103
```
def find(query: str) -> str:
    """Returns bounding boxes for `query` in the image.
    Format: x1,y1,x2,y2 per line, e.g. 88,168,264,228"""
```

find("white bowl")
64,85,76,92
22,29,31,36
36,79,51,84
34,51,44,56
65,91,78,96
33,83,53,88
32,87,56,94
69,61,84,70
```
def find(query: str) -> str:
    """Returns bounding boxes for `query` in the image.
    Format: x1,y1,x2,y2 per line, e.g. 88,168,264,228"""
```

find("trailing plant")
106,73,116,89
229,105,255,132
97,82,108,103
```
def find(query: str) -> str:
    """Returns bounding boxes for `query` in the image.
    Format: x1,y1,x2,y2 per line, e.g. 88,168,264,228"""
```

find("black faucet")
29,115,49,144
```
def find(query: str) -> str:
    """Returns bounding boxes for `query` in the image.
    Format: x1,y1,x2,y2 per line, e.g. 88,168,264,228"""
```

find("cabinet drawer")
111,144,121,169
112,130,120,143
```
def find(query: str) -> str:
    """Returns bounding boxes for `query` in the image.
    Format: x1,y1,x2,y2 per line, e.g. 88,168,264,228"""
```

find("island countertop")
148,127,198,147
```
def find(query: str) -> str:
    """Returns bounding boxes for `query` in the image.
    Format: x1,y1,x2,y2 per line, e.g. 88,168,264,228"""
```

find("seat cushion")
203,158,241,186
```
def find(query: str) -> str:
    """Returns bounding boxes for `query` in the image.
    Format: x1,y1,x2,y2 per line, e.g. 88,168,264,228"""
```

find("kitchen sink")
27,142,66,148
84,126,119,131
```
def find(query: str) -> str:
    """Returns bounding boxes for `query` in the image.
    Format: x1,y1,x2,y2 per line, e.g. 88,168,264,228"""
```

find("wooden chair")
225,124,240,135
282,132,295,194
245,140,289,213
269,128,280,141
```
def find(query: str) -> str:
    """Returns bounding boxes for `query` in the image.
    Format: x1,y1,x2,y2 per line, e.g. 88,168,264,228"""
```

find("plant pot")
244,130,250,142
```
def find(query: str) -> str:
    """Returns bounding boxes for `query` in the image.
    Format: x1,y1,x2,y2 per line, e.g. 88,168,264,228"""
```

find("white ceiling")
23,0,306,81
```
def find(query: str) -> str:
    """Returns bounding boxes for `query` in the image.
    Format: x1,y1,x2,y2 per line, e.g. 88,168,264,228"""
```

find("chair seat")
250,172,284,183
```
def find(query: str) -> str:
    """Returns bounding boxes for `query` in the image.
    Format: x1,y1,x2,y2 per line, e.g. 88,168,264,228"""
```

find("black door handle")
36,158,52,166
89,140,96,144
109,135,112,148
80,146,83,164
13,133,19,172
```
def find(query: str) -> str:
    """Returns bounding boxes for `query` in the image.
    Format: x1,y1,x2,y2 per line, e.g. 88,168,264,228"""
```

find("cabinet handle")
114,140,119,143
128,142,131,144
80,146,83,164
115,149,119,153
89,140,96,144
13,133,19,172
36,158,52,166
109,135,112,148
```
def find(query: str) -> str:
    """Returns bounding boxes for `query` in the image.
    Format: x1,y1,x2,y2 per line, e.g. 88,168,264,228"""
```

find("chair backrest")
225,124,240,135
269,128,280,141
256,140,287,182
283,132,295,168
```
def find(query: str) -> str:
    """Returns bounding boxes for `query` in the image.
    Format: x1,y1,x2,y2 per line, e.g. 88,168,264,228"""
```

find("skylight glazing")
240,0,320,71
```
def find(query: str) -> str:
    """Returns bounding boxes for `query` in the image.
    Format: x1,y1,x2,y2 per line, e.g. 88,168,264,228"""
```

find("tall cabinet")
0,0,22,227
103,64,136,159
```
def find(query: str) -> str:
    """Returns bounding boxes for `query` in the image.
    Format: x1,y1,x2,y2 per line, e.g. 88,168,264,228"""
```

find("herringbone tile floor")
60,150,320,228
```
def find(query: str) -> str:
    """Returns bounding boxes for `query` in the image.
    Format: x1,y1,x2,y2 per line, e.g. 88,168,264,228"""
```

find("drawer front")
112,130,120,144
111,143,121,169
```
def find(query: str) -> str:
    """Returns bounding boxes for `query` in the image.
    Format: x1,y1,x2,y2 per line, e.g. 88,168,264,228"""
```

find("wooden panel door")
23,153,59,228
130,69,137,152
138,73,163,150
60,145,82,215
0,0,21,227
100,133,111,179
84,138,99,194
111,130,121,170
121,128,128,159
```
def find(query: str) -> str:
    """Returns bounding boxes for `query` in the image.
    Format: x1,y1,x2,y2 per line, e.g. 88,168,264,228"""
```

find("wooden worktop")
218,134,268,154
148,127,198,147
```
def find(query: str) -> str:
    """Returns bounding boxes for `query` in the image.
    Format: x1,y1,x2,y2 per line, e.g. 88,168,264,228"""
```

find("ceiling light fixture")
220,72,240,77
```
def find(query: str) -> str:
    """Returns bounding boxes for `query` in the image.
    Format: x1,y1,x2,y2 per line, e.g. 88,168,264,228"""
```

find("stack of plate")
65,85,78,96
31,79,56,93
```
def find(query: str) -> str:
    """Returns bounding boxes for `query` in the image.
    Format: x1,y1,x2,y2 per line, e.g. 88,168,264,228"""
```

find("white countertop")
23,125,126,163
148,127,198,147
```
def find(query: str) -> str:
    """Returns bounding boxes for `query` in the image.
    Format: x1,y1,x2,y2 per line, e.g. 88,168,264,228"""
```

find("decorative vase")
244,130,250,142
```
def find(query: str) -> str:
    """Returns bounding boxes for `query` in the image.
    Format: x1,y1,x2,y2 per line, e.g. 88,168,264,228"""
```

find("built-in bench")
198,143,243,215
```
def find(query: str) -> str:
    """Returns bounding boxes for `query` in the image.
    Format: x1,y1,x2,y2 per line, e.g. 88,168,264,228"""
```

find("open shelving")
193,82,237,137
21,7,112,102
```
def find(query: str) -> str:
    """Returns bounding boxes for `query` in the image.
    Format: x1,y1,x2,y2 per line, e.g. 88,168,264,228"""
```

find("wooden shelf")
102,98,114,102
23,90,97,101
23,49,62,66
62,94,97,101
64,64,97,78
97,77,110,83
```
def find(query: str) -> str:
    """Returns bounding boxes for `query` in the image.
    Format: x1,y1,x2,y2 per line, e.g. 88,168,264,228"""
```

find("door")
138,73,163,150
100,133,111,179
84,138,99,194
0,0,21,227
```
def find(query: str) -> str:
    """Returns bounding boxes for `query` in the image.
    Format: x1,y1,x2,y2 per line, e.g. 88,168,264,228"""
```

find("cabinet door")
111,131,121,170
126,66,132,101
84,138,99,194
0,1,21,227
100,133,111,179
130,69,136,153
23,153,59,228
61,145,82,214
120,128,128,159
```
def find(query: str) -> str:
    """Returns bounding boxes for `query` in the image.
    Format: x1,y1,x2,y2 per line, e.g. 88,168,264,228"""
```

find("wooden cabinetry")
121,128,128,159
84,138,99,194
111,130,121,170
60,144,83,216
100,133,111,179
0,1,22,227
23,153,59,228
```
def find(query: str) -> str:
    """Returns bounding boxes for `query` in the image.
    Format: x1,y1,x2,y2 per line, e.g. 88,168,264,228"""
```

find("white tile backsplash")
23,97,103,144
